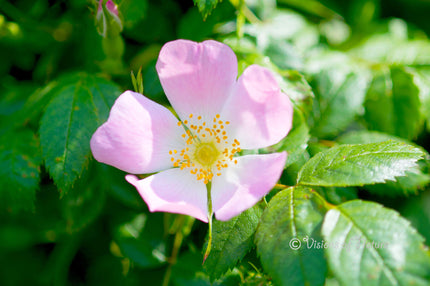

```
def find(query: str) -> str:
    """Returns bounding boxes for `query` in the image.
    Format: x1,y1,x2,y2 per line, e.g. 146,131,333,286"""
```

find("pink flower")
90,40,293,222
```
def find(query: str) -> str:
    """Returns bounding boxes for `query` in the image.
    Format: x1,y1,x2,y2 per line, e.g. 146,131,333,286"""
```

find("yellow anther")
198,116,202,120
189,114,193,118
216,114,220,118
177,121,181,126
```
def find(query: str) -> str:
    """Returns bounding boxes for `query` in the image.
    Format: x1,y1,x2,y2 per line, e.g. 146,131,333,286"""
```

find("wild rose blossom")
90,39,293,222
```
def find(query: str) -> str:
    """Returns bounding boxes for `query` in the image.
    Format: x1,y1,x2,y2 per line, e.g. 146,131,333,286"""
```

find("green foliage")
310,68,370,138
203,204,263,281
193,0,221,19
39,73,121,193
364,67,422,139
322,200,430,286
269,106,310,167
0,130,41,212
338,131,430,196
255,187,326,286
297,141,424,187
3,0,430,285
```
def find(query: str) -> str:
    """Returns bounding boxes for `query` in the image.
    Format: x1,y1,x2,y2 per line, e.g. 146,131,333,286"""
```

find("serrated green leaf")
297,141,424,187
193,0,220,19
310,69,370,138
364,67,422,140
338,130,430,195
0,130,41,212
204,204,263,281
322,200,430,286
39,73,121,193
255,186,326,286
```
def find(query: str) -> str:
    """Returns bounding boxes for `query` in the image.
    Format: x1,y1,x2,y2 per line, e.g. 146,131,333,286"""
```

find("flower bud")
96,0,122,38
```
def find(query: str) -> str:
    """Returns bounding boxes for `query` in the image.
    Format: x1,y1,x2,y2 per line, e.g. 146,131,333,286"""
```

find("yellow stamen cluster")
169,114,241,184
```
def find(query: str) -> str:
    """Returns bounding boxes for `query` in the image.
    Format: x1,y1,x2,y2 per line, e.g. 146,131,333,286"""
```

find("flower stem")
162,228,184,286
203,182,213,264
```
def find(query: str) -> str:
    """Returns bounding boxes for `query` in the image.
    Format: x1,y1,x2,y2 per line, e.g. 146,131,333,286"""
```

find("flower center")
194,142,219,167
169,113,241,184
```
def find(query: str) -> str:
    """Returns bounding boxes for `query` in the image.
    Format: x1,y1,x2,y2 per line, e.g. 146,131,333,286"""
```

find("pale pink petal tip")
125,170,209,223
211,152,287,221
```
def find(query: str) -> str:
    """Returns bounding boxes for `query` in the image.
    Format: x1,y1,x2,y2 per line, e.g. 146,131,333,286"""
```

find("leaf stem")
309,189,336,211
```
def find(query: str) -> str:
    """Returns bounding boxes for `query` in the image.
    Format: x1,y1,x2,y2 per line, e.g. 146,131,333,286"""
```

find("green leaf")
322,200,430,286
310,68,370,138
193,0,220,19
364,67,422,140
401,193,430,245
203,204,263,281
297,141,424,187
255,186,326,286
413,68,430,132
39,73,121,193
338,130,430,196
279,70,314,117
270,106,310,167
114,213,167,268
172,251,241,286
60,174,107,233
0,130,42,212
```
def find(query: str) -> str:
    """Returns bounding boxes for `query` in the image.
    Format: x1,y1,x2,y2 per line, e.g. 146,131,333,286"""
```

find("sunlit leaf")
310,68,370,138
322,200,430,286
297,141,424,187
255,186,326,286
203,204,263,281
364,67,422,139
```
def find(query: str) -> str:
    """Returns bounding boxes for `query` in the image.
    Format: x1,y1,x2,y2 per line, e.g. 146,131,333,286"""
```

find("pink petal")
221,65,293,149
212,152,287,221
126,170,208,222
90,90,185,174
156,40,238,121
